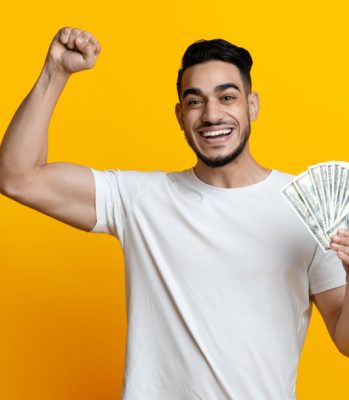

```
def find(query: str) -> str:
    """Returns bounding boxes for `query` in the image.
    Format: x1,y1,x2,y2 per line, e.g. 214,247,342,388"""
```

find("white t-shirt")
89,167,346,400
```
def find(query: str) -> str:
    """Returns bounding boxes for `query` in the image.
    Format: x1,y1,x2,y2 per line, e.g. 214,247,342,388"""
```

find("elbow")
0,166,12,195
337,347,349,358
0,179,14,197
338,349,349,358
334,322,349,358
335,341,349,358
0,172,21,198
0,168,41,199
0,169,8,195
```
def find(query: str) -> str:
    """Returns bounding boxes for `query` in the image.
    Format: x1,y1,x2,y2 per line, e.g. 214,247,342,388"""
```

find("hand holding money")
281,161,349,253
330,229,349,274
45,27,102,76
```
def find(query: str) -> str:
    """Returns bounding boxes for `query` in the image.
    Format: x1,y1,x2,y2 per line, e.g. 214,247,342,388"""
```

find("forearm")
334,276,349,356
0,62,69,179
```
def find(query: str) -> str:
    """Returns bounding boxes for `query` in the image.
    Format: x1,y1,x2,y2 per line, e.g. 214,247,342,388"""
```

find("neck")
193,144,271,189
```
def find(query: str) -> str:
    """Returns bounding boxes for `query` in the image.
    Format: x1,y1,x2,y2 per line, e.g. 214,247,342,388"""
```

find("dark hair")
176,39,253,100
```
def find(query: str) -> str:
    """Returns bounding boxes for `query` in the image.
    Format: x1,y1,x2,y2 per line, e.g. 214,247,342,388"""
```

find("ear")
175,102,184,131
248,92,260,121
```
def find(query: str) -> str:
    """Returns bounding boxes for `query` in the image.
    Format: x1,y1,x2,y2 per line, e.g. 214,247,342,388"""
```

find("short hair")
176,39,253,100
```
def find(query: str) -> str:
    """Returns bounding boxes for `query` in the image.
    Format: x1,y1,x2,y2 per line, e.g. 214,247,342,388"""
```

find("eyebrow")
182,83,241,100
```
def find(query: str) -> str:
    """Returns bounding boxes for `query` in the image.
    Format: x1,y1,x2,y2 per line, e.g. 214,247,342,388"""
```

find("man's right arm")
0,27,102,232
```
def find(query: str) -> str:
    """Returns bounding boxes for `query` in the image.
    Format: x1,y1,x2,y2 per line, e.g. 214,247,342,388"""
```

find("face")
175,60,260,168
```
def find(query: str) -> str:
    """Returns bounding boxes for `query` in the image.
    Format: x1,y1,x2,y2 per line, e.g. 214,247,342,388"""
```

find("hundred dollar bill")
337,167,349,221
326,213,349,238
319,163,332,227
337,191,349,225
327,162,336,223
308,164,329,229
293,171,328,236
336,166,347,218
333,163,342,223
336,163,349,220
337,162,349,212
329,161,340,223
281,182,330,252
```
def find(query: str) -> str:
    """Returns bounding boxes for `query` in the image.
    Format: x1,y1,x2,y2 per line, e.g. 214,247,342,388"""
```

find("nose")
201,100,225,124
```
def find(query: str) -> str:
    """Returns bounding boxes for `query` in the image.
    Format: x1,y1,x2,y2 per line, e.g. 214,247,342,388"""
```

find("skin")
313,228,349,356
331,230,349,272
0,27,101,232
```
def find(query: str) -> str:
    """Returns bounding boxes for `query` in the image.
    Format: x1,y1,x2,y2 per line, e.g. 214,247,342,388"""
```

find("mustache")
197,121,236,129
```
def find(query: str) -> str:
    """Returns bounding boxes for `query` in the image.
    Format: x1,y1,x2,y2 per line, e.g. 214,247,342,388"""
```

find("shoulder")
113,169,167,198
89,167,167,199
270,169,296,191
272,169,295,183
118,169,166,183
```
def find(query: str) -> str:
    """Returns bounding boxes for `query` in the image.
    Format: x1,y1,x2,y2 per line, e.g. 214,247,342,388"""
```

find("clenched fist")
45,27,102,76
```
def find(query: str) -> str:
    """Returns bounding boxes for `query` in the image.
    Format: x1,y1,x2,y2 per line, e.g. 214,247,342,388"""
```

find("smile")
197,127,234,144
198,128,233,138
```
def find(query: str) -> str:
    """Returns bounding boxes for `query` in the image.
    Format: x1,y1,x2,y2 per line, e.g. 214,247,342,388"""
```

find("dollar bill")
308,164,329,229
333,164,342,222
336,165,348,217
281,182,330,252
281,161,349,252
338,168,349,220
327,162,335,224
326,213,349,238
293,171,327,236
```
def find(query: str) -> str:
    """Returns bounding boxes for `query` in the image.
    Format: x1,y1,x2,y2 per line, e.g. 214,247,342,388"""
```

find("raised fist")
45,27,102,76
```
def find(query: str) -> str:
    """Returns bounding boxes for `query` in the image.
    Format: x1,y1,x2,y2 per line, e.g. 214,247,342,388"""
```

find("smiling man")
177,60,256,170
175,50,269,185
1,28,349,400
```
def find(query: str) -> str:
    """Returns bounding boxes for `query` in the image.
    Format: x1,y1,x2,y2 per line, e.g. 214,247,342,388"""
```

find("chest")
124,187,315,285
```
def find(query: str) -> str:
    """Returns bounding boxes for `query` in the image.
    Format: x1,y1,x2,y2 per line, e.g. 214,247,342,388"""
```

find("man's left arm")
312,228,349,357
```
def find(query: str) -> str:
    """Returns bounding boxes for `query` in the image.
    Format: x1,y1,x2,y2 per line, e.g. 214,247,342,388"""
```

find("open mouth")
198,128,233,138
197,128,234,143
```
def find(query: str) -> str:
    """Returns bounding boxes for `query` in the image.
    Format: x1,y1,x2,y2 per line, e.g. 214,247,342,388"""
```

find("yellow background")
1,0,349,398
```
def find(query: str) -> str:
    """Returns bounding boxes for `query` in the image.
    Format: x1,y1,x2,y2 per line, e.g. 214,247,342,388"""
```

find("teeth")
200,129,232,137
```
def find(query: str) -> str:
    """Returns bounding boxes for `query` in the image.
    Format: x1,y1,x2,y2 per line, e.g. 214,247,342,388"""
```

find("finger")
76,36,100,64
75,31,93,49
337,250,349,265
331,234,349,246
81,38,97,67
67,28,81,50
338,228,349,237
77,35,101,58
59,27,72,45
331,241,349,255
90,37,102,56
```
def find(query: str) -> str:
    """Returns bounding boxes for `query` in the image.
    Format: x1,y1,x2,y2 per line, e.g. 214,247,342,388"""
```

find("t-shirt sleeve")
308,244,347,295
88,168,126,241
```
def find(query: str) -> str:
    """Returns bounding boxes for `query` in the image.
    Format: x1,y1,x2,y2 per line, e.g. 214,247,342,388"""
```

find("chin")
198,143,247,168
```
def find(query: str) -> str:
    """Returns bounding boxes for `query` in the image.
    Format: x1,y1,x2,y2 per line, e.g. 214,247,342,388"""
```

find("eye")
222,95,236,101
187,98,204,106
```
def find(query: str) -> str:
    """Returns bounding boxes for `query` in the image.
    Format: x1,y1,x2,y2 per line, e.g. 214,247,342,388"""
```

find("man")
0,27,348,400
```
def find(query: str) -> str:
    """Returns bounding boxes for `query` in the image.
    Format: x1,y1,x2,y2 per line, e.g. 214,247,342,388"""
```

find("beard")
184,120,251,168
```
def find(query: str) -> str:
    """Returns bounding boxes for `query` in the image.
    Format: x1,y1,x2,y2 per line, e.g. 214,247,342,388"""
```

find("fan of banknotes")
281,161,349,252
